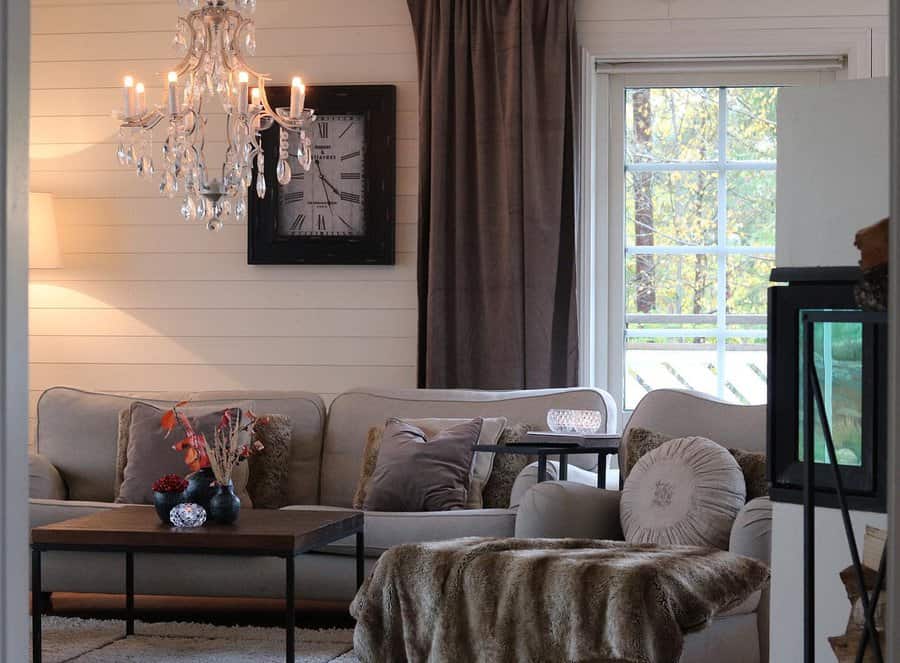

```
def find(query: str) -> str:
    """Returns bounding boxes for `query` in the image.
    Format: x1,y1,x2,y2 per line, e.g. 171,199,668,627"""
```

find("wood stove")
767,266,887,513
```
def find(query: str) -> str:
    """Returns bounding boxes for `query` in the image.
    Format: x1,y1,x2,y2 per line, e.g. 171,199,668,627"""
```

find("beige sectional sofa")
29,386,616,603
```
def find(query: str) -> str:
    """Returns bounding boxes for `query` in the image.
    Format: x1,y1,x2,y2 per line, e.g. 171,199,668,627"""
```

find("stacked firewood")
854,218,888,311
828,526,887,662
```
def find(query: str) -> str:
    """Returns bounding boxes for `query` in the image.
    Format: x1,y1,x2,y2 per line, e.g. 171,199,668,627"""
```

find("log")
854,218,889,270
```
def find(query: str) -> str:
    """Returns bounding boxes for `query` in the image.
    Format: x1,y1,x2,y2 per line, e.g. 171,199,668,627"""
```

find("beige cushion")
352,417,506,509
116,401,253,507
620,436,746,549
363,418,483,512
321,388,616,507
36,387,326,504
282,504,517,557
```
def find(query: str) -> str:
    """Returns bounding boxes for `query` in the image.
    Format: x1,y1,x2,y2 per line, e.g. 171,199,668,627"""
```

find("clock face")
276,113,367,238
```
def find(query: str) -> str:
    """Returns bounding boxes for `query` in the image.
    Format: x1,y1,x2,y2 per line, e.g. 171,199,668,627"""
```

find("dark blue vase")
209,481,241,525
153,490,185,525
183,468,216,510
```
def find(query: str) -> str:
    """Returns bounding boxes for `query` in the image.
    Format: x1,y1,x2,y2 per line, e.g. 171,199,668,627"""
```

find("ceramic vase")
209,481,241,525
153,490,185,525
183,467,217,510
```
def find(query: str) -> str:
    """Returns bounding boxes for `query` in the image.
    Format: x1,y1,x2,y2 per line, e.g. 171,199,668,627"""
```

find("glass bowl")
546,409,604,435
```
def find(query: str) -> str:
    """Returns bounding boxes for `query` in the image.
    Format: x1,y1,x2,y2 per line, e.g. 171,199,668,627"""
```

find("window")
587,66,842,415
623,85,775,409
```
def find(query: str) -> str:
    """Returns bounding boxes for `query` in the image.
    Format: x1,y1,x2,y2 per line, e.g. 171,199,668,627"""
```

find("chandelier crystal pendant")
114,0,315,231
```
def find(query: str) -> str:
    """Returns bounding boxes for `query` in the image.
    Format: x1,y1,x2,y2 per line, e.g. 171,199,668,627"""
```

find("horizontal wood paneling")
29,0,888,445
29,0,421,431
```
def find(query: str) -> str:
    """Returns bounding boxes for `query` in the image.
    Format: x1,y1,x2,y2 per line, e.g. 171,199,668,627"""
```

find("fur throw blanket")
350,537,770,663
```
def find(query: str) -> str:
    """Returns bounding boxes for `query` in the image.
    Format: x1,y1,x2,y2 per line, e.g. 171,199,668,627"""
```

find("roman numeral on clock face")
318,122,329,139
290,214,306,232
341,151,360,161
317,214,327,231
341,172,361,180
282,191,304,204
340,191,361,204
290,171,305,181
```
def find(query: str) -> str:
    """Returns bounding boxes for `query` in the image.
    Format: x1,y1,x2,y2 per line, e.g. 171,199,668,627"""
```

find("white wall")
28,0,420,439
777,77,890,268
771,77,890,662
27,0,890,441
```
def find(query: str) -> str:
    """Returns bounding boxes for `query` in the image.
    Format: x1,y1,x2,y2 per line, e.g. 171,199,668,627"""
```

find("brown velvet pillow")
481,423,535,509
363,418,483,512
116,401,253,507
247,414,293,509
624,427,769,501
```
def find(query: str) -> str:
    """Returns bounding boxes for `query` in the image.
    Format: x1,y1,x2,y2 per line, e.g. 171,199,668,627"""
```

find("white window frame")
579,58,846,423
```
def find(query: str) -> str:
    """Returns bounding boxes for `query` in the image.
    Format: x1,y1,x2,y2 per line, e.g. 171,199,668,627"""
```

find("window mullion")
716,87,728,400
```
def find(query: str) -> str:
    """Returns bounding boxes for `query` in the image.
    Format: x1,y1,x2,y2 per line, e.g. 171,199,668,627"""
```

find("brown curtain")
408,0,579,390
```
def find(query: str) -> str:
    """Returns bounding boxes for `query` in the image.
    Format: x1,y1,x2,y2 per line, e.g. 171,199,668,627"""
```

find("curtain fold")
408,0,579,390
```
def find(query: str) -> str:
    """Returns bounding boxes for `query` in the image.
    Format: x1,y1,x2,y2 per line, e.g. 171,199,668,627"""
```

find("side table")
473,432,621,489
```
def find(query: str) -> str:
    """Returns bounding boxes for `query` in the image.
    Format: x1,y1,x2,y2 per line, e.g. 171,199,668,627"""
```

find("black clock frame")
248,84,396,265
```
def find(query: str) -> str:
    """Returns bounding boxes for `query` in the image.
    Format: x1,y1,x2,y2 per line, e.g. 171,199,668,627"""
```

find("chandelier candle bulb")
167,72,179,115
290,77,305,118
237,71,249,114
251,87,260,107
135,82,147,116
123,76,136,117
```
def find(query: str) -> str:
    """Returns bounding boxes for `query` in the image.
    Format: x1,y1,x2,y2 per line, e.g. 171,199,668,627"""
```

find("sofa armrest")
729,497,772,565
509,461,598,508
514,481,623,540
29,453,66,500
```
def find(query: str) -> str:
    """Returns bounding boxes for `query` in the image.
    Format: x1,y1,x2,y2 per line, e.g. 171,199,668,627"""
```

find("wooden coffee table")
31,506,364,663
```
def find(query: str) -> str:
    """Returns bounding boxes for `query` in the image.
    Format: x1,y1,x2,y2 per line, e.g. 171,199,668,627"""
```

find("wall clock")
248,85,396,264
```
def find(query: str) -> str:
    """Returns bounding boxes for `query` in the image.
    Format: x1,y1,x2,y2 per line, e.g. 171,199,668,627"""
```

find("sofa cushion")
321,388,616,507
36,387,326,503
364,418,483,512
625,426,769,501
116,401,254,506
353,417,507,510
621,436,746,549
30,498,124,530
282,504,517,557
248,415,294,509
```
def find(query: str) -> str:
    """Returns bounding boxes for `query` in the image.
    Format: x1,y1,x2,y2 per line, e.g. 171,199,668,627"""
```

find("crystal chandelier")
114,0,315,230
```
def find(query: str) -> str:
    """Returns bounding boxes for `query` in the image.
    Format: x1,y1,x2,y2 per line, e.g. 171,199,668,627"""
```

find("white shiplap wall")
28,0,420,431
28,0,888,437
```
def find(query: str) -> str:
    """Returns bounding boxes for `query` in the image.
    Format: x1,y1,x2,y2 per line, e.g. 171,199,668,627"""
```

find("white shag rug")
31,616,362,662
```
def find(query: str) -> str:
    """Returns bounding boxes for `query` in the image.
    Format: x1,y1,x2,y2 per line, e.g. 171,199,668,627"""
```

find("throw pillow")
116,401,253,507
114,406,132,496
620,436,746,550
624,427,769,500
481,423,536,509
352,416,507,510
363,418,483,512
352,425,384,509
247,414,293,509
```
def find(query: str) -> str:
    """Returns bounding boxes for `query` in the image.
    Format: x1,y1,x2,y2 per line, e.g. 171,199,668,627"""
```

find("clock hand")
315,160,336,219
317,167,342,197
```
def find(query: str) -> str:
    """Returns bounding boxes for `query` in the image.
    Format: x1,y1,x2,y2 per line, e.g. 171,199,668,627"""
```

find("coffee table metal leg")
537,455,548,482
286,555,295,663
356,530,365,589
32,547,42,663
125,552,134,636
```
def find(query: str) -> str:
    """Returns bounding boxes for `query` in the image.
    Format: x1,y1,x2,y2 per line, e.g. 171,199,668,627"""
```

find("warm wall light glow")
29,193,62,269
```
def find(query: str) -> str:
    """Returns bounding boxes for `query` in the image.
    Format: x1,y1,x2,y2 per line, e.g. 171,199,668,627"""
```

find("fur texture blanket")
350,537,770,663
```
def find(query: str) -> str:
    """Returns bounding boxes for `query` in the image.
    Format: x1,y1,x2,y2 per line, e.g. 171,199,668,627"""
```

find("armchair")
515,389,771,663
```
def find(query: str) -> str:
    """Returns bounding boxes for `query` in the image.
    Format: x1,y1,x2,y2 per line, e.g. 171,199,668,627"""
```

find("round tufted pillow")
620,436,746,550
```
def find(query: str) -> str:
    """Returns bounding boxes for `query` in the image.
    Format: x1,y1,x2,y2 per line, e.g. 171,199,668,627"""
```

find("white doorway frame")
0,0,30,659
